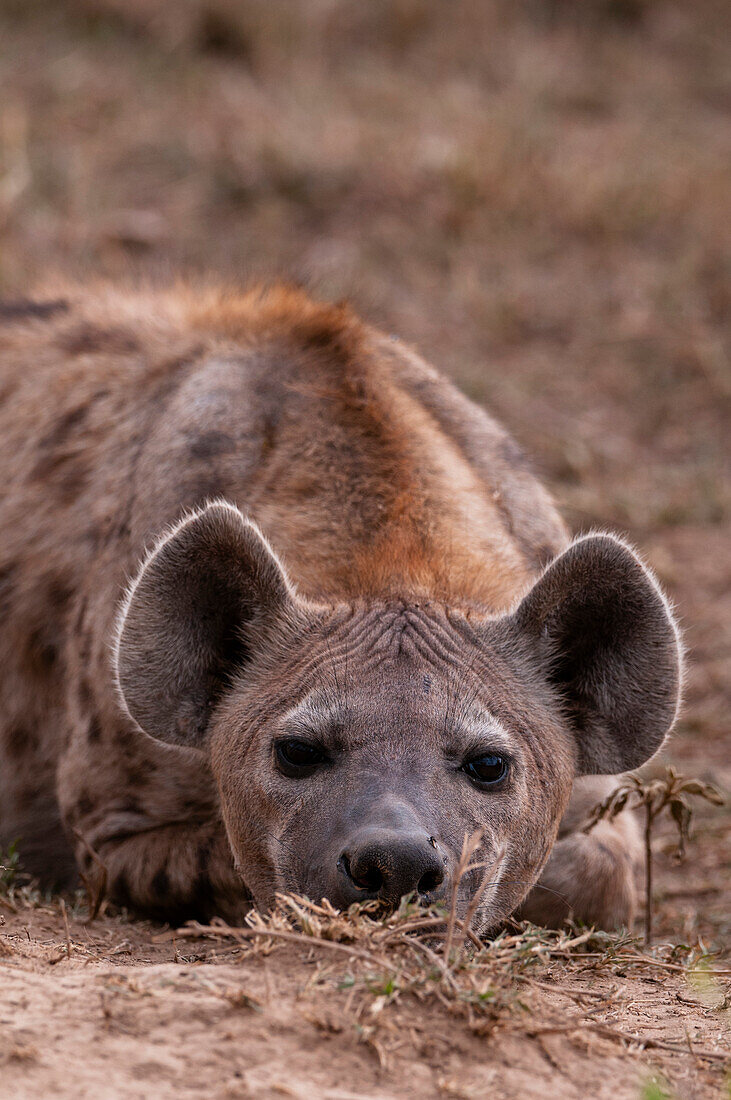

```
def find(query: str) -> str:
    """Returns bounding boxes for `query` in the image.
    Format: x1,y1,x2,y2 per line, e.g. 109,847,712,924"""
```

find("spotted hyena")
0,285,681,931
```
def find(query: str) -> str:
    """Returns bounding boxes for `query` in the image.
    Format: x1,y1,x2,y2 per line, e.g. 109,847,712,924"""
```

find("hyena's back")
0,284,566,887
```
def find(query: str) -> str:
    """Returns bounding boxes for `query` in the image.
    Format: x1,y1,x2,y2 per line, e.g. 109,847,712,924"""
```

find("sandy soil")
1,904,729,1100
0,1,729,1096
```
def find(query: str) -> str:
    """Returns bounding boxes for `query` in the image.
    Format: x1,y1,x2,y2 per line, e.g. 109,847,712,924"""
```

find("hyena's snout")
332,826,447,910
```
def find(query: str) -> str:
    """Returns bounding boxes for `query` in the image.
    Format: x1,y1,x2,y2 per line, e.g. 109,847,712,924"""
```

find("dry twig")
583,768,724,945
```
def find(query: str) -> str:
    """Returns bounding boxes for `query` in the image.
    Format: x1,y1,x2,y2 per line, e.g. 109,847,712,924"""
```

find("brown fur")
0,284,679,928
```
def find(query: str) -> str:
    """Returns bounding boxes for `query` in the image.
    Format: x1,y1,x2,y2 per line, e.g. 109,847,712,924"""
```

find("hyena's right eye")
461,752,509,790
274,738,329,778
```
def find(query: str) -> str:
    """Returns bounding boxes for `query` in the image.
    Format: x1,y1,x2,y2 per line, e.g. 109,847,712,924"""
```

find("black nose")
338,832,445,907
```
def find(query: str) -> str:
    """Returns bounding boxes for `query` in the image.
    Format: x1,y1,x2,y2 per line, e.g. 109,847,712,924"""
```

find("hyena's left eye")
462,753,509,789
275,738,329,778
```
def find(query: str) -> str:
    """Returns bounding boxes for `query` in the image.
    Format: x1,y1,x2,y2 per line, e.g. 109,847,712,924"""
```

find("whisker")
472,879,572,910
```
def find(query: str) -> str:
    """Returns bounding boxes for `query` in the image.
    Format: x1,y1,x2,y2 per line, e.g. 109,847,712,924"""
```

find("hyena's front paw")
81,824,252,925
516,823,638,931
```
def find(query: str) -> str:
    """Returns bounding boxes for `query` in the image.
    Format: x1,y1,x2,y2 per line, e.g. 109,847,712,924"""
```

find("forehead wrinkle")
321,604,392,656
377,606,468,670
326,602,460,658
402,606,467,658
287,627,391,701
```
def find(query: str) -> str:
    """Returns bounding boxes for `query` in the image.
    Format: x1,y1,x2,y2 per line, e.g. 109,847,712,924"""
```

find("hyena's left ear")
114,502,301,749
505,534,682,775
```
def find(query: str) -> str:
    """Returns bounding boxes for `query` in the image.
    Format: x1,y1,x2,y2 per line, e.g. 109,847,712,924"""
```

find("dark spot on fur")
77,633,92,666
30,451,90,503
187,431,236,460
96,516,132,547
73,598,88,634
0,563,18,616
85,523,105,549
0,298,69,322
151,867,171,899
196,8,253,60
18,783,44,805
5,725,36,758
596,842,614,860
77,677,93,710
188,871,217,920
119,797,144,817
112,871,133,909
57,463,90,503
38,405,88,450
260,413,277,459
299,314,355,359
161,349,204,375
48,578,73,612
125,764,148,787
26,627,59,673
87,714,102,743
113,726,131,750
76,792,94,818
197,838,214,873
57,324,140,357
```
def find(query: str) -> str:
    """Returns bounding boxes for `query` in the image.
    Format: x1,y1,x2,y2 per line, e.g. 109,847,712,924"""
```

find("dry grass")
166,891,731,1066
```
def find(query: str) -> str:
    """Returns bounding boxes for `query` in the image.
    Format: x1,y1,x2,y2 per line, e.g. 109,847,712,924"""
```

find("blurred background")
0,0,728,942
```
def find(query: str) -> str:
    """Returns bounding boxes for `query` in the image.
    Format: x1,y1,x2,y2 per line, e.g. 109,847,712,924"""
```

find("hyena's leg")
517,777,641,931
57,700,249,923
83,820,249,924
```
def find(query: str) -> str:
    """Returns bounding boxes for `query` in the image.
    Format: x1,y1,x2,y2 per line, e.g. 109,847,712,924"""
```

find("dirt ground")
0,1,729,1097
0,901,729,1100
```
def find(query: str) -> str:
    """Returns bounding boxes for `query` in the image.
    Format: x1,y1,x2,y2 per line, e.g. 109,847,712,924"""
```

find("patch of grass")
0,840,44,912
0,839,21,892
640,1076,675,1100
0,840,82,915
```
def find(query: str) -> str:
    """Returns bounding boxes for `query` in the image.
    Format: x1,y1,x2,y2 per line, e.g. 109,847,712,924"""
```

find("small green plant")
583,767,725,945
640,1074,674,1100
0,840,51,911
0,839,21,892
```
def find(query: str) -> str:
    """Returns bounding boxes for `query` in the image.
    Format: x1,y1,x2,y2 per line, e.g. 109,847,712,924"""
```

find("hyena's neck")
251,375,538,612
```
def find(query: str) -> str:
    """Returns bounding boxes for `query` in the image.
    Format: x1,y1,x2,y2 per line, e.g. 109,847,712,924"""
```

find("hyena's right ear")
114,502,300,748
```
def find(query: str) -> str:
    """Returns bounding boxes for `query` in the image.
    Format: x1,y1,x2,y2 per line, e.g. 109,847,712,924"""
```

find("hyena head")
114,502,681,931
